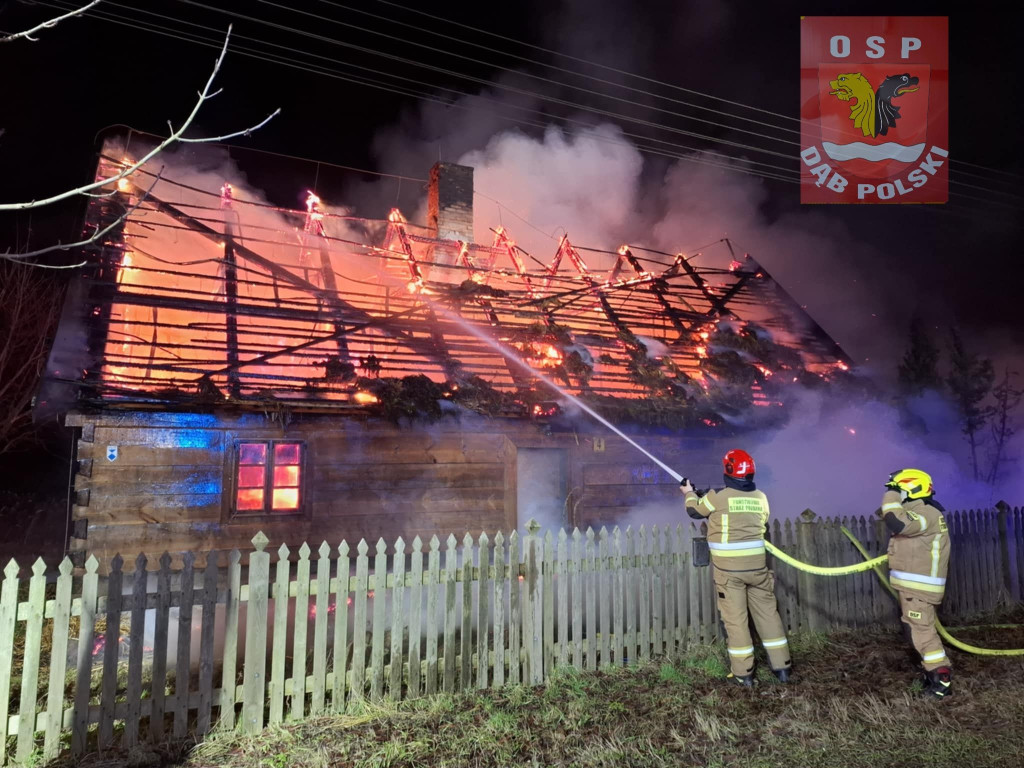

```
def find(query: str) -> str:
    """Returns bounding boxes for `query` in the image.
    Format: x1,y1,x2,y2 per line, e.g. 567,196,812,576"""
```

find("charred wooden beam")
145,192,448,367
223,223,241,398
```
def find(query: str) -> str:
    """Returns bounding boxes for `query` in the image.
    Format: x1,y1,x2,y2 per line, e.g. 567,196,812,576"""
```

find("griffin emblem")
829,72,919,138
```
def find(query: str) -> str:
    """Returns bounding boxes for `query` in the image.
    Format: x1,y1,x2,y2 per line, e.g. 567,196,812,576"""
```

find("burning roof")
40,143,852,424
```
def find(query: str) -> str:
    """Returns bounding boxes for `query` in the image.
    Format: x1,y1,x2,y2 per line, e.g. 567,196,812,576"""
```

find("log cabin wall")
65,410,730,569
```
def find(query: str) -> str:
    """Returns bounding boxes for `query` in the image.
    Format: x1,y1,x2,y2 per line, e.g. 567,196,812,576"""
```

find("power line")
303,0,806,138
48,0,803,187
43,1,1020,214
376,0,1024,182
172,0,801,161
178,0,1022,201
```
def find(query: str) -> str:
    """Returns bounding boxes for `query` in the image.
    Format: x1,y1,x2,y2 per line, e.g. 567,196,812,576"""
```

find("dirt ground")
54,619,1024,768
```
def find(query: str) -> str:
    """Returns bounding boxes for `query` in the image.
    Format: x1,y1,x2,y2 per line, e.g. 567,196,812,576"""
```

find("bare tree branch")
0,24,280,213
2,170,163,267
1,0,101,43
0,261,65,454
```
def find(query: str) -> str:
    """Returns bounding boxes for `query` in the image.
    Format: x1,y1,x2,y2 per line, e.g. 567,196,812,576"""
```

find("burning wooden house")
38,139,852,566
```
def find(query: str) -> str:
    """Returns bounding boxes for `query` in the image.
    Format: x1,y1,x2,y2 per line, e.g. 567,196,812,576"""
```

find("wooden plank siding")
66,410,734,569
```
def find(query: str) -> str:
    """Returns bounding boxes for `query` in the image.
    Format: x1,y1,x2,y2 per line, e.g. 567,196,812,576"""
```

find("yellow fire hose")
763,540,889,575
763,533,1024,656
837,526,1024,657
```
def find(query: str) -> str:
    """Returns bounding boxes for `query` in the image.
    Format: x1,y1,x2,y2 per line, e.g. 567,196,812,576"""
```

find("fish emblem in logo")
828,72,920,137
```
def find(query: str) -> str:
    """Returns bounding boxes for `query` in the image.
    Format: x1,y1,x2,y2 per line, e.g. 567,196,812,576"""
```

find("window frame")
228,438,307,518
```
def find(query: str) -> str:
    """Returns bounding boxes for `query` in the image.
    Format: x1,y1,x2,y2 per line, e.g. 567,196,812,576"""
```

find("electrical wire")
166,0,803,163
129,2,1019,206
244,0,801,143
372,0,1022,182
46,0,803,187
44,1,1021,214
313,0,807,137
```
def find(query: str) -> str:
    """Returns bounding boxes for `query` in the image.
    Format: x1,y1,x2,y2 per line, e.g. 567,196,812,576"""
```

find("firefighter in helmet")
681,449,791,686
881,468,953,698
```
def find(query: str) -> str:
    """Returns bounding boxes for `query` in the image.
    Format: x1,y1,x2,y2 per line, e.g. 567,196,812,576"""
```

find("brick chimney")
428,161,474,244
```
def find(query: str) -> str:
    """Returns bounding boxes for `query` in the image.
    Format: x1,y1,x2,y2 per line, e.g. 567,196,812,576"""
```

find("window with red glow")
234,441,304,515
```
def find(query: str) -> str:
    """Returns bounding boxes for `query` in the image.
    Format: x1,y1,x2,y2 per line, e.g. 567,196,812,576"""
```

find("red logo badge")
800,17,948,204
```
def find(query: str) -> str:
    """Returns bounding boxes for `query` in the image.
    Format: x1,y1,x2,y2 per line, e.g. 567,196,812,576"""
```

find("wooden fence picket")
443,534,458,693
99,554,124,750
651,527,663,659
492,533,506,687
220,549,242,729
613,528,625,666
150,554,171,740
197,553,218,736
598,528,611,667
292,543,311,720
242,533,271,734
542,532,554,678
16,558,47,761
407,537,423,699
313,542,332,713
584,528,597,671
371,539,388,700
351,540,369,702
71,556,98,757
508,532,520,685
425,536,440,695
44,558,74,759
460,534,473,692
0,559,18,764
332,541,351,713
390,537,407,700
625,527,637,665
478,533,492,690
556,529,569,669
124,554,148,747
570,529,583,670
270,544,291,725
0,501,1019,766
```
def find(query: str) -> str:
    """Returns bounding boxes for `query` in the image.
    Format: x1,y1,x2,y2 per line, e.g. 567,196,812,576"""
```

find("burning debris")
43,143,853,428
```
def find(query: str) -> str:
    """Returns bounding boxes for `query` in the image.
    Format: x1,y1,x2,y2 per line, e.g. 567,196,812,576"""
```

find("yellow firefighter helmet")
888,468,934,499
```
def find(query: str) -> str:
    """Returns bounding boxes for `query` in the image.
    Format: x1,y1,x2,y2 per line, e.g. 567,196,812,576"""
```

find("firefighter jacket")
685,477,769,571
881,490,950,603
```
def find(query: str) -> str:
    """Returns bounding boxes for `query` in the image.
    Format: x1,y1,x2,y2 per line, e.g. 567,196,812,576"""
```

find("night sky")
1,0,1021,375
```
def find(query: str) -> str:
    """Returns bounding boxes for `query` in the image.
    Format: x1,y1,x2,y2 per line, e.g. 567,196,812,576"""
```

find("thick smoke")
363,112,1023,516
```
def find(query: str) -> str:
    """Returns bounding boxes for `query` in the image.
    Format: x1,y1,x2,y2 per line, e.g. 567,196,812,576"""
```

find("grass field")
56,621,1024,768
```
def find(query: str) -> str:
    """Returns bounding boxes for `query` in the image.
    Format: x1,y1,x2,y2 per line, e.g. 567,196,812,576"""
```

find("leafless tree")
1,4,279,266
986,368,1022,486
0,0,101,43
0,260,64,454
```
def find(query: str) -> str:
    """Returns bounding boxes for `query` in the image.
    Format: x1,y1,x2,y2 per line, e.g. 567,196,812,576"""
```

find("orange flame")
353,391,379,405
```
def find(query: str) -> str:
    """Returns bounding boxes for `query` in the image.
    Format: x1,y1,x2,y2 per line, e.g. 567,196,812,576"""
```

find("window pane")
272,488,299,510
236,488,265,511
239,443,267,465
273,465,300,488
274,443,301,465
238,465,265,488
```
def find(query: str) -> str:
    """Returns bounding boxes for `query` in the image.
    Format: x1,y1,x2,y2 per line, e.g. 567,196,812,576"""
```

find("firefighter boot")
773,667,791,684
726,673,755,688
924,667,952,699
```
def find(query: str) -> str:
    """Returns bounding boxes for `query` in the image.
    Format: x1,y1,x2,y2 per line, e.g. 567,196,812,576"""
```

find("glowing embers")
532,401,561,418
353,391,380,404
235,441,303,514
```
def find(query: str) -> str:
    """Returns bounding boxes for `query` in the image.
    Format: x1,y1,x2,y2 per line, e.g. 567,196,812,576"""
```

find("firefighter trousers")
713,566,791,677
897,591,950,671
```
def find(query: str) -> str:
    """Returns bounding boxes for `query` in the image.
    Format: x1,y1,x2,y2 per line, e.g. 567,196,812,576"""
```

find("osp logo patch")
800,17,948,204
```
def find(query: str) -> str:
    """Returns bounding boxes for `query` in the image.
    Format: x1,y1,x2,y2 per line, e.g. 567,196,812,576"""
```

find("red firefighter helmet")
723,449,755,478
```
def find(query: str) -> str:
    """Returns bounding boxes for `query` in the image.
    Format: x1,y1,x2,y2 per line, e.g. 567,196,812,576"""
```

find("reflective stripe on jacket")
882,490,950,603
685,487,769,570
